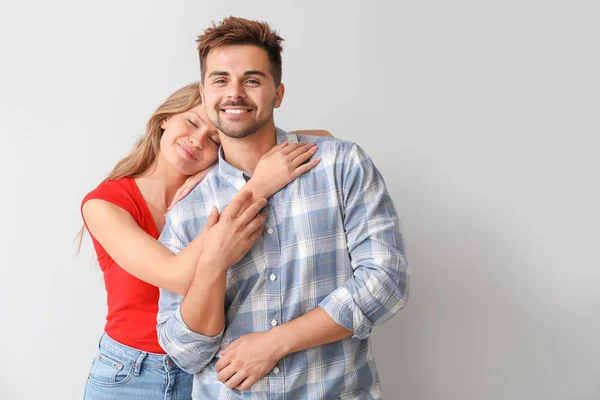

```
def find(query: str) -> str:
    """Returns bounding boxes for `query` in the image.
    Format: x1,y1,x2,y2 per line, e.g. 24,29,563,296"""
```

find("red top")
81,177,165,353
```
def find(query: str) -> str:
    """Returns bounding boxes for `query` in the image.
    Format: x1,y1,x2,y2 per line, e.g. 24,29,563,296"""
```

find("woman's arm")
82,200,205,295
82,143,323,295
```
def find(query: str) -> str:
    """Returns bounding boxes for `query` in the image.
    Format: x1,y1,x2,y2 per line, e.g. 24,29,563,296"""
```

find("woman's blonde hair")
75,82,203,252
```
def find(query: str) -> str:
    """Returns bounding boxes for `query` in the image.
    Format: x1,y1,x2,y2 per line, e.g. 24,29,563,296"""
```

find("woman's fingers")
293,157,321,177
265,140,288,157
291,145,318,168
285,142,313,160
205,206,220,229
281,142,309,156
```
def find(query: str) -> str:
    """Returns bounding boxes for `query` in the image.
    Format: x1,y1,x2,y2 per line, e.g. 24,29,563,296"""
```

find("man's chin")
218,123,258,139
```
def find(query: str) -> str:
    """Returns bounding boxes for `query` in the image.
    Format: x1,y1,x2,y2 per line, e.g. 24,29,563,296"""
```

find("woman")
78,81,330,399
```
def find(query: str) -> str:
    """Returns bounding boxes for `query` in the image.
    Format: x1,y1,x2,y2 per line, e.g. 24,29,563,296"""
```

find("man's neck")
220,124,277,175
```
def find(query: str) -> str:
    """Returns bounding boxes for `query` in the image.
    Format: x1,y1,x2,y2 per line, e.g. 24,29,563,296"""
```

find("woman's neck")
135,156,187,211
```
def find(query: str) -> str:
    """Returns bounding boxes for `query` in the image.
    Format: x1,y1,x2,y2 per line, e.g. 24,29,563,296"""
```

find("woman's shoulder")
81,177,140,212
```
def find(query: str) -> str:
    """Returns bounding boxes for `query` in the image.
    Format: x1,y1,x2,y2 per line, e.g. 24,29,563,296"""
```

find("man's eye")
187,119,198,128
214,79,226,84
246,79,259,84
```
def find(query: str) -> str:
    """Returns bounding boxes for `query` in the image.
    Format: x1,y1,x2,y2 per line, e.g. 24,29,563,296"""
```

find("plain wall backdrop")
1,1,598,399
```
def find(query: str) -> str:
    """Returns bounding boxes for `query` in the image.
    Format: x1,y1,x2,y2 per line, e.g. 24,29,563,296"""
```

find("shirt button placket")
262,204,284,398
264,205,281,323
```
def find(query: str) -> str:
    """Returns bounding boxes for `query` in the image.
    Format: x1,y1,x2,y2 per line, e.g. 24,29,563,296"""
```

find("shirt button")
270,319,278,327
269,274,277,281
273,366,280,374
267,227,274,235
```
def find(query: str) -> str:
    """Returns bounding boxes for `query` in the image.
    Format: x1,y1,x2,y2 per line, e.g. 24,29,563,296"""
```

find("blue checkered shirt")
157,129,409,399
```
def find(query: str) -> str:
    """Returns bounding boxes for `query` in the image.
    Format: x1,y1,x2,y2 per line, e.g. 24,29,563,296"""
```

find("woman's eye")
187,119,199,128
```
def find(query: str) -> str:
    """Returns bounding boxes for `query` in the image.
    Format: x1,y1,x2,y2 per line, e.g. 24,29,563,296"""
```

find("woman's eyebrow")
190,111,206,123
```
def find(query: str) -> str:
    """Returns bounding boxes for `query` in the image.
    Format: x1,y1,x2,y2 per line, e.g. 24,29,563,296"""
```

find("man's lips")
177,143,197,160
220,107,252,115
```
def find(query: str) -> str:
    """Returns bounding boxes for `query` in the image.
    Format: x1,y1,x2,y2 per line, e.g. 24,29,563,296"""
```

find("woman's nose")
188,132,206,149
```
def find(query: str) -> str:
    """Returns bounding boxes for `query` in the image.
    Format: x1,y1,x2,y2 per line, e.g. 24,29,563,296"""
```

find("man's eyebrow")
244,70,267,78
207,71,229,78
207,70,267,78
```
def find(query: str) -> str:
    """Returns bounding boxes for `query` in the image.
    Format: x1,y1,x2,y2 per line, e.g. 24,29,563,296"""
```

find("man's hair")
196,16,284,85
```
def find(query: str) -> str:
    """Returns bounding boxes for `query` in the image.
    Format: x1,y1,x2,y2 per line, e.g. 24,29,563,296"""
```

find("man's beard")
211,98,275,139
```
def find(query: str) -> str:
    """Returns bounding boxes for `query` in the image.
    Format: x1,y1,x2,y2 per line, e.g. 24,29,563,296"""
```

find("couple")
80,16,409,400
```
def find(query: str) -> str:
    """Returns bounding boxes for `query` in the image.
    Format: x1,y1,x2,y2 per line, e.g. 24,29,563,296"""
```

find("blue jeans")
83,333,193,400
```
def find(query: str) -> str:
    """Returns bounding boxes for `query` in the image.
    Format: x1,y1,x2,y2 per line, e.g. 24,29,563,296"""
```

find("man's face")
200,44,284,139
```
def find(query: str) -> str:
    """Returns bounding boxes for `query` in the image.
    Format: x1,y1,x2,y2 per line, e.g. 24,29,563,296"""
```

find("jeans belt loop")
133,352,147,376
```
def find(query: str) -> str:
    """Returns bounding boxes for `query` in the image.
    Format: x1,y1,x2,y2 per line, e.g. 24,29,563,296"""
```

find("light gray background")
1,1,598,399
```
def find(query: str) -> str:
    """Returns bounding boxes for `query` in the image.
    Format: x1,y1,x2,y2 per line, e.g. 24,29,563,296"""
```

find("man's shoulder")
287,131,359,159
167,167,225,220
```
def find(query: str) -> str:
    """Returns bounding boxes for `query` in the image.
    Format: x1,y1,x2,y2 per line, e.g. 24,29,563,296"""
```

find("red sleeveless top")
81,177,165,353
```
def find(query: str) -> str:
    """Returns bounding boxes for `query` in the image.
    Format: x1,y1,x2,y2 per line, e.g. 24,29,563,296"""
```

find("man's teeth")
224,109,249,114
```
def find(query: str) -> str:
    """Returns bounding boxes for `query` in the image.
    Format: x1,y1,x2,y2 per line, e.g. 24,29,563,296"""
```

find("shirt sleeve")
156,205,223,374
80,181,140,234
318,143,410,339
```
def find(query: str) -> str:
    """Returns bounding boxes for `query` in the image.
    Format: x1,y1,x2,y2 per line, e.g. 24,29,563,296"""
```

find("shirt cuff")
173,306,225,343
318,286,373,340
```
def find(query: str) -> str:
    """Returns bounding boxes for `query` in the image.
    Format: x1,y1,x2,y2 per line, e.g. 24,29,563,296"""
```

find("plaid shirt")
157,129,409,399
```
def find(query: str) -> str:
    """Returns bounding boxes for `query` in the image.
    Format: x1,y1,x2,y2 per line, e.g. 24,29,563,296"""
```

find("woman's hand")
251,141,320,198
198,190,267,272
166,164,216,213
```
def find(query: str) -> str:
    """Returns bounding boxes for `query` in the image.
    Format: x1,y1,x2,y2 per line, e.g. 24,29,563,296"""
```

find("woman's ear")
161,117,169,130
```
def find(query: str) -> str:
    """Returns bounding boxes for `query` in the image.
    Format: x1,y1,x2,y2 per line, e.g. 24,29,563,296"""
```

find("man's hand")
215,332,282,391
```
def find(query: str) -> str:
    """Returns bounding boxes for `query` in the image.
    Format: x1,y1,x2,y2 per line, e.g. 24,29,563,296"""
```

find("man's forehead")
205,45,270,72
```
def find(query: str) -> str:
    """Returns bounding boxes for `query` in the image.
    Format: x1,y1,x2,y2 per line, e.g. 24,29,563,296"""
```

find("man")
157,16,409,399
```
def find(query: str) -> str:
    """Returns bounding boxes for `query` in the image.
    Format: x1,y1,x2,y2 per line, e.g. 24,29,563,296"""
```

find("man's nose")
227,81,246,100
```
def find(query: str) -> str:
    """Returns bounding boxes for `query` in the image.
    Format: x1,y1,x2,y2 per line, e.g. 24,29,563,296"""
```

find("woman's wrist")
245,177,272,200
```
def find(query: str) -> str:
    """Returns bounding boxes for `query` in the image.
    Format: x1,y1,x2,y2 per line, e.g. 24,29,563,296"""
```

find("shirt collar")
216,127,297,190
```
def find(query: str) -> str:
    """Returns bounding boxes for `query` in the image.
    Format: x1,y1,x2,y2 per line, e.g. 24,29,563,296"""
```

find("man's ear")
198,82,204,100
274,83,285,108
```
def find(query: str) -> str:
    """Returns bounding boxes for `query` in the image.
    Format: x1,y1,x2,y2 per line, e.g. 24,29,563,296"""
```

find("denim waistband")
99,332,176,371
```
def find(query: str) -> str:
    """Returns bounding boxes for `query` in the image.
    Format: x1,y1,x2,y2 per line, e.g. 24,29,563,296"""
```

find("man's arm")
157,190,267,374
317,143,409,337
215,143,409,390
156,203,224,375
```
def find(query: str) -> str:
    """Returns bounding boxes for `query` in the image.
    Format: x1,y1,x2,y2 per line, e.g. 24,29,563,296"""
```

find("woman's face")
159,103,221,175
